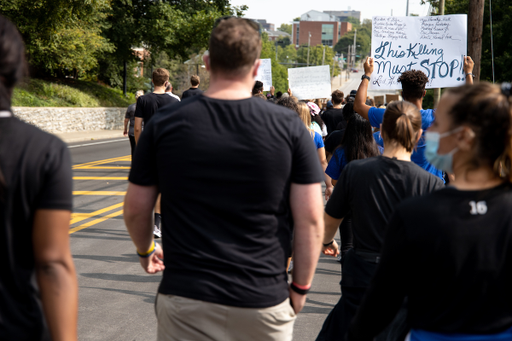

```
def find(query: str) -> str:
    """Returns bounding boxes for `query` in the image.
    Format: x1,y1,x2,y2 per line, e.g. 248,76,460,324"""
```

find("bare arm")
123,118,130,136
464,56,474,85
321,212,342,257
353,57,374,121
33,209,78,341
124,182,164,274
317,147,333,200
134,117,143,144
289,182,324,313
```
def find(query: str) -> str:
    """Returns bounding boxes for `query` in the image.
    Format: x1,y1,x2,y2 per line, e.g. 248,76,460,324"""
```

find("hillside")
12,78,135,107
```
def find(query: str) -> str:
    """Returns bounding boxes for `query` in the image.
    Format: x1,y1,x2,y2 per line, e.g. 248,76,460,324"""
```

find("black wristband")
361,75,371,81
290,282,310,295
323,240,334,247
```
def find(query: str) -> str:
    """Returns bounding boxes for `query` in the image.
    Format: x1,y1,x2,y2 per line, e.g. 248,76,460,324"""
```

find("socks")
154,213,161,228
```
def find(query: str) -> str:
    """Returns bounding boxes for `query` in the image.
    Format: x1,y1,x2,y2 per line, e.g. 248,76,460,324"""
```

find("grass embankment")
12,78,135,107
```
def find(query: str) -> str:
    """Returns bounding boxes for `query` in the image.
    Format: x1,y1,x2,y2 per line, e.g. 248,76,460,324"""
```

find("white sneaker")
153,225,162,239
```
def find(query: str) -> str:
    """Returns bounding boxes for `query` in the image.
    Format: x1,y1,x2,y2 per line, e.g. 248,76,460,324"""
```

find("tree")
344,16,360,27
278,23,292,35
296,45,341,75
421,0,512,83
0,0,113,76
334,20,372,61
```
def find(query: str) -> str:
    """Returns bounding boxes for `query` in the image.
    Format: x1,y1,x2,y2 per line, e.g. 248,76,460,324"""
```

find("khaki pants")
156,294,296,341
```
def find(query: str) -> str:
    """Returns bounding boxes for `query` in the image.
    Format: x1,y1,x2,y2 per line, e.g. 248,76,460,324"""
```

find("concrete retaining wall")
12,107,127,133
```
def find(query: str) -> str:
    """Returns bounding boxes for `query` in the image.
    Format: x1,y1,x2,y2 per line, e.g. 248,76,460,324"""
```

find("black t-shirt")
134,92,178,124
348,183,512,339
0,116,72,340
326,156,443,253
129,95,324,308
321,108,346,135
181,87,203,100
124,103,136,136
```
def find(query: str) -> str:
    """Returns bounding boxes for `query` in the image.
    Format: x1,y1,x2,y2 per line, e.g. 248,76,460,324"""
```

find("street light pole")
307,32,311,67
352,29,357,69
406,0,410,16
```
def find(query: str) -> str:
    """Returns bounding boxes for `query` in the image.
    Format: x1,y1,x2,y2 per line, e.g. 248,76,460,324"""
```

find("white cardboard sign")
255,59,272,91
288,65,331,100
370,15,467,90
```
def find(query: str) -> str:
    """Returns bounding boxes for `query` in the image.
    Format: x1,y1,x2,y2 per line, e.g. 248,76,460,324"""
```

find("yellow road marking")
73,176,128,180
73,191,126,196
69,209,124,234
70,202,124,225
73,155,131,169
78,166,131,170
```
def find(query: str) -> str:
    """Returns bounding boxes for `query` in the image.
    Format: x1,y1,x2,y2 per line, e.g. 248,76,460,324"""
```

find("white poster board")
255,59,272,91
288,65,331,100
370,15,467,90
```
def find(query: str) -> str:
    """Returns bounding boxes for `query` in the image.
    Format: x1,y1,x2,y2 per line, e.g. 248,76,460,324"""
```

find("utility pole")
468,0,486,80
406,0,409,16
352,29,357,70
123,61,127,96
307,32,311,67
322,45,326,65
433,0,445,107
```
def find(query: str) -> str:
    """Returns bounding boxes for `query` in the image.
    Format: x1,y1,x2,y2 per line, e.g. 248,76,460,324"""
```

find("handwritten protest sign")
288,65,331,100
255,59,272,91
370,15,467,90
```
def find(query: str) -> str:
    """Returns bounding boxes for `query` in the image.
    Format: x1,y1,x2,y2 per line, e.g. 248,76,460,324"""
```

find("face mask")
425,127,463,173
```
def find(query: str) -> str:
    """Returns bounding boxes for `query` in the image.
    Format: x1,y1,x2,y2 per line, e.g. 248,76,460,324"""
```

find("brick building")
292,10,352,48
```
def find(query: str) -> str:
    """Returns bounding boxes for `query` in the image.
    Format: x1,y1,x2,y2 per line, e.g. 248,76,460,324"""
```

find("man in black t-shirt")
181,74,203,100
321,90,346,136
134,68,179,239
125,17,324,341
134,68,179,143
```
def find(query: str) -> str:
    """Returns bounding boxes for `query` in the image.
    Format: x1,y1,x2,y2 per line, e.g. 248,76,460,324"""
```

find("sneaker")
287,260,293,273
153,225,162,239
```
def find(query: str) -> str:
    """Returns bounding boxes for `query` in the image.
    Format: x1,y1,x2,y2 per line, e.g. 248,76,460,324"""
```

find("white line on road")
68,139,127,149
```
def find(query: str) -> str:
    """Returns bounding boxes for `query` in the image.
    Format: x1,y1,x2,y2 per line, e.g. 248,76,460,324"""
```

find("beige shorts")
156,294,296,341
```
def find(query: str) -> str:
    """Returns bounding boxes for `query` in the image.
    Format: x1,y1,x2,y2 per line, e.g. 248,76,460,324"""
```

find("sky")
229,0,431,28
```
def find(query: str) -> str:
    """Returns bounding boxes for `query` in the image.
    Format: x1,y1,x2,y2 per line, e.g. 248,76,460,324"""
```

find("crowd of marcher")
2,13,512,341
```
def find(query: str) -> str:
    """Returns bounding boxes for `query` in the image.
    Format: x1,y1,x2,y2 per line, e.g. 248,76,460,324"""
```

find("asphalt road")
68,137,342,341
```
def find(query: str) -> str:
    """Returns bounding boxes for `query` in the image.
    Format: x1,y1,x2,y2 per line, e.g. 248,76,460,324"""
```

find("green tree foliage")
278,23,292,35
421,0,512,83
344,16,360,27
334,19,372,62
0,0,113,76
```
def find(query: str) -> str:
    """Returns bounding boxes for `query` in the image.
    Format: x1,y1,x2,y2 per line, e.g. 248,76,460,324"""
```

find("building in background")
292,10,353,48
266,30,291,42
323,10,361,22
253,19,275,31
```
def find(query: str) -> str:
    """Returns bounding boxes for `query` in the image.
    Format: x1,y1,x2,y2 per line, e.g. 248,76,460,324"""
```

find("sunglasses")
212,16,262,36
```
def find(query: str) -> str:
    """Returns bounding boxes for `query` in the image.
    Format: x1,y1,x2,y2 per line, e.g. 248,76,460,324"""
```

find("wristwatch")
361,75,371,81
466,73,474,78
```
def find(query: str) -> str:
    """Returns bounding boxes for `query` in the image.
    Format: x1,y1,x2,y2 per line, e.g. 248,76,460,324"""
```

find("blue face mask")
425,127,462,173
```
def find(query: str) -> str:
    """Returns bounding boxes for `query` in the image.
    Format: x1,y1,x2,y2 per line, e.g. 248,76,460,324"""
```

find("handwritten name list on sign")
370,15,467,90
288,65,331,100
255,59,272,91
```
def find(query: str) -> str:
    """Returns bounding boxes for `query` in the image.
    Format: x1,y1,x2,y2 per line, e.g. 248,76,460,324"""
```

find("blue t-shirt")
326,143,384,181
312,131,324,149
409,325,512,341
368,107,443,181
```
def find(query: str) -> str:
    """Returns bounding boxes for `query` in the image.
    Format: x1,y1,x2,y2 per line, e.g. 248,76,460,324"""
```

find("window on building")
322,24,334,46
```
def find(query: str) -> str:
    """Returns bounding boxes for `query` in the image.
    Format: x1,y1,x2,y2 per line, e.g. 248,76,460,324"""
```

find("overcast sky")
229,0,432,28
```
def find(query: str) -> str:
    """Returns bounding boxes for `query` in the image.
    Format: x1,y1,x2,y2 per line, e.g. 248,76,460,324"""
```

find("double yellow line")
70,155,131,234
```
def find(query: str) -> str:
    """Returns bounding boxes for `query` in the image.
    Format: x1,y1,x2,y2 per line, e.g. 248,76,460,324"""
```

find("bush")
12,78,135,107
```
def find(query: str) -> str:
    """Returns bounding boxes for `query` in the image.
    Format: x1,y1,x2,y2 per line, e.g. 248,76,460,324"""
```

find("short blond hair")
296,102,311,129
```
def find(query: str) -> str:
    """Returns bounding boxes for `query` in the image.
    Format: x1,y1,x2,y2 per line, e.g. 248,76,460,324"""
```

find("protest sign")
370,15,467,90
288,65,331,100
255,59,272,91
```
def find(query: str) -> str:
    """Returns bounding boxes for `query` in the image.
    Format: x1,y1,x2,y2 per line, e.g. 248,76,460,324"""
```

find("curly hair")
277,96,299,113
397,70,429,101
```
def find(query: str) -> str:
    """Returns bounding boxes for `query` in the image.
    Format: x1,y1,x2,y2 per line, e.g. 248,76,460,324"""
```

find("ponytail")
381,101,422,152
446,82,512,182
